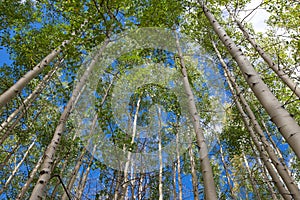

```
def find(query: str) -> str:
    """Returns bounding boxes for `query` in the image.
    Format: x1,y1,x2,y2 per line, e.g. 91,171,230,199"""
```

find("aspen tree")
201,3,300,159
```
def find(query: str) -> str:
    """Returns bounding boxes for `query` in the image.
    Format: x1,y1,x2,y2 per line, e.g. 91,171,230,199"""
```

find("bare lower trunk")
61,149,86,200
230,86,291,199
188,132,199,200
121,97,141,200
158,107,163,200
202,3,300,159
172,162,177,200
251,145,281,200
189,145,199,199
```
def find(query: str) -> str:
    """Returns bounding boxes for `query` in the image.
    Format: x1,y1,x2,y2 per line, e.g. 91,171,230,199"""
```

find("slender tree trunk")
50,135,78,199
218,56,291,200
113,171,122,200
176,129,183,200
0,138,36,195
157,107,163,200
231,86,291,199
0,43,69,108
16,156,43,200
1,103,42,145
61,148,86,200
216,136,235,199
261,119,291,175
251,145,281,200
76,144,97,200
0,59,62,135
0,142,19,171
0,19,89,107
172,162,177,200
242,151,262,200
74,165,85,199
29,39,109,200
202,3,300,159
121,96,141,200
62,111,100,200
188,133,199,200
137,173,144,200
231,13,300,98
175,31,217,199
213,41,300,199
213,39,300,194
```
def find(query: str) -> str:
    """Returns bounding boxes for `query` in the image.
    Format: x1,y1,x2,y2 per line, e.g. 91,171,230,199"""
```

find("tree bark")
212,41,300,199
61,148,86,200
175,31,217,199
29,39,109,200
0,138,36,195
76,144,97,200
16,156,43,200
251,145,281,200
216,136,236,199
227,79,291,199
242,151,262,200
0,19,89,107
202,3,300,159
0,142,19,171
232,14,300,99
0,60,62,144
213,41,300,199
0,42,69,107
158,107,163,200
121,97,141,200
172,162,177,200
176,131,183,200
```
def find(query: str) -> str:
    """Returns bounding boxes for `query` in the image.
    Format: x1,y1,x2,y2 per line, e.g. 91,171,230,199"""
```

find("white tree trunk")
232,14,300,98
0,138,36,195
202,4,300,159
29,39,109,200
0,60,62,143
212,41,300,199
175,31,217,199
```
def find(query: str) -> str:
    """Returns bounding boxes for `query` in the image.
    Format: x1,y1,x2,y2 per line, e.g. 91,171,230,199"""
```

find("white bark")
122,97,141,200
0,60,62,144
242,151,262,200
176,132,183,200
0,42,69,107
212,41,300,199
158,107,163,200
0,138,36,195
29,39,109,200
175,31,217,199
232,15,300,98
16,156,43,200
202,4,300,159
0,20,88,107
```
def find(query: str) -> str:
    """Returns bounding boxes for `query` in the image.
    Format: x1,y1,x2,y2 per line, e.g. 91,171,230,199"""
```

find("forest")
0,0,299,199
